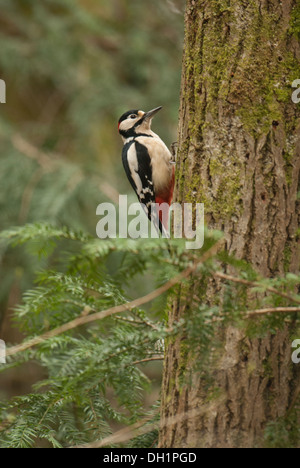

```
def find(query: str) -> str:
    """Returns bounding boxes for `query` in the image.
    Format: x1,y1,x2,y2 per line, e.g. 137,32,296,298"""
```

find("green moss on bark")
290,1,300,38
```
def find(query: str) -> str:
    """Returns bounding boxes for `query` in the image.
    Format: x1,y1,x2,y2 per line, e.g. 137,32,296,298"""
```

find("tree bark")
159,0,300,448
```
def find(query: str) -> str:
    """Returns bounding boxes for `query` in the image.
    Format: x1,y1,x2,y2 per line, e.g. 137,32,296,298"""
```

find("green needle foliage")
0,223,299,448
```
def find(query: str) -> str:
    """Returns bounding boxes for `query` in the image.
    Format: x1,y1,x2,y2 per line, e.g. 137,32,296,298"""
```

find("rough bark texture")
159,0,300,448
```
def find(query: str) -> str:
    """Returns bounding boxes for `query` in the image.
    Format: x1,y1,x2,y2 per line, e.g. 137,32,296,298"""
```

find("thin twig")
130,313,160,331
19,167,45,223
131,356,164,365
71,396,226,448
72,413,157,448
12,134,121,204
246,307,300,317
12,134,57,170
114,315,148,325
214,271,300,305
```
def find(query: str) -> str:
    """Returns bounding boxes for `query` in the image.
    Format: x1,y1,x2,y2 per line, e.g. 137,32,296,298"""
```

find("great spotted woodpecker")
118,106,175,235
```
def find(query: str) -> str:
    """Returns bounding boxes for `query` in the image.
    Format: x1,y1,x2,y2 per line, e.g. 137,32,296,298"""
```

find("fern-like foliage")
0,223,299,448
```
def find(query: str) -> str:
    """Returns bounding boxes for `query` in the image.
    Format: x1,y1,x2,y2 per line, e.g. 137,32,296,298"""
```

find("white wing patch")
127,143,143,197
127,142,155,206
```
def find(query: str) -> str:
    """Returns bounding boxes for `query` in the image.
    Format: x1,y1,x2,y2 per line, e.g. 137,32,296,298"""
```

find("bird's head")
118,106,162,139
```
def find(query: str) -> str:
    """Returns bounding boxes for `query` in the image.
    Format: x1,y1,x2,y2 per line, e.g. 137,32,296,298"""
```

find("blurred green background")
0,0,184,396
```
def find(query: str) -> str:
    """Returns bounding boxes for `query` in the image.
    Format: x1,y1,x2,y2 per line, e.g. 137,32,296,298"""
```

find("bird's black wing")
122,140,163,234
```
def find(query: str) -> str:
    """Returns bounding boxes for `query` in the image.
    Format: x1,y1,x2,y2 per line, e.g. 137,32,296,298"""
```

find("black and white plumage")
118,107,175,235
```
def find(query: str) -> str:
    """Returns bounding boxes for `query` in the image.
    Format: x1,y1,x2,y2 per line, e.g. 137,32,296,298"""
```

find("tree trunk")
159,0,300,448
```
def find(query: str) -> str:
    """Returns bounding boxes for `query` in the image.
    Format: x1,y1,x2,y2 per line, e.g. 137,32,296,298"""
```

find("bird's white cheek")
119,119,138,132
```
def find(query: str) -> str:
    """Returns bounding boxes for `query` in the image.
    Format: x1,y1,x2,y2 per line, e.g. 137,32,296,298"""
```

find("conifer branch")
6,241,223,358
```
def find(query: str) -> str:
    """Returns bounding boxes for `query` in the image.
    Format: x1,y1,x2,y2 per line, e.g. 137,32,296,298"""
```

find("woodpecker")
118,106,175,235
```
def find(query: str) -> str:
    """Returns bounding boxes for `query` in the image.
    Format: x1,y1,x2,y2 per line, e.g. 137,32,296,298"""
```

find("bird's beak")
143,106,162,120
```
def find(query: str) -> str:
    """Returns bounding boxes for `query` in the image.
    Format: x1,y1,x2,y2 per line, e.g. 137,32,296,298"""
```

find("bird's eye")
129,114,137,119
